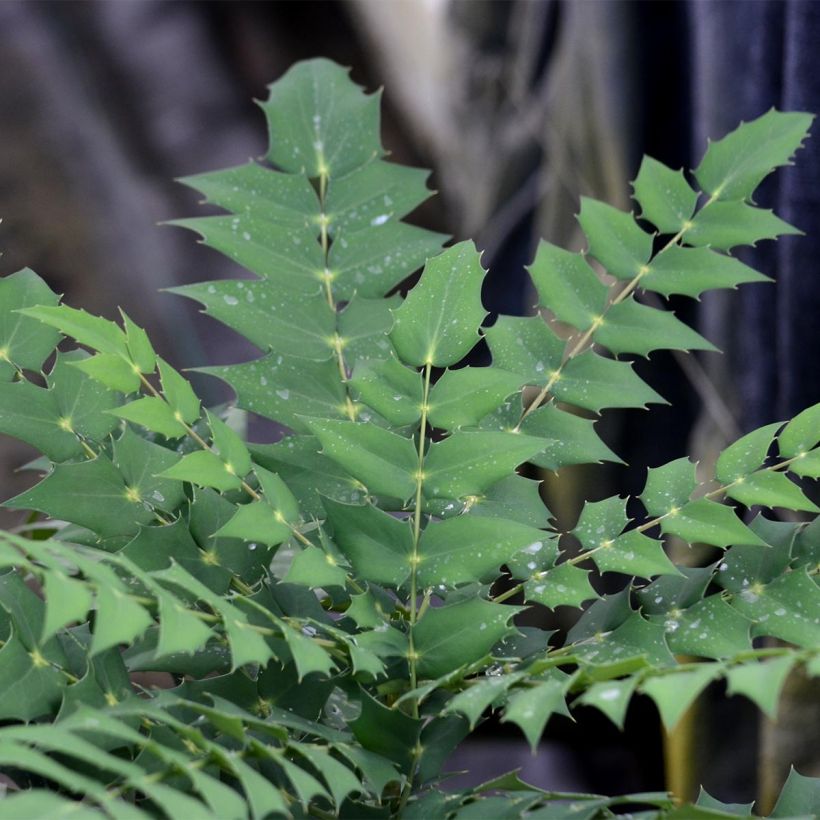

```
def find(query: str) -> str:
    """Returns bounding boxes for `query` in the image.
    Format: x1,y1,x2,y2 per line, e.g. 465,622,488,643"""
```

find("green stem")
408,363,432,694
395,362,432,815
316,169,357,420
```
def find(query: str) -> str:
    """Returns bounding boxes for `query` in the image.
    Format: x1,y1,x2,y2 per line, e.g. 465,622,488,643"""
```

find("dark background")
0,0,817,808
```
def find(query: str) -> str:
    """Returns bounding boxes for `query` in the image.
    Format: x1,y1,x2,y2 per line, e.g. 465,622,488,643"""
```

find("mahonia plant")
0,58,818,819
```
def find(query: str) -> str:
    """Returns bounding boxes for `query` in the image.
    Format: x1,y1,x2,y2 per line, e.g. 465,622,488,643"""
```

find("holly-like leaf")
18,303,127,357
662,595,752,660
331,221,447,302
694,109,813,201
771,767,820,818
572,496,628,550
524,563,598,609
0,352,119,462
483,315,563,385
170,216,323,296
417,517,552,588
322,497,412,588
207,410,252,478
443,673,525,729
641,457,697,517
574,612,676,668
121,519,229,593
252,435,368,518
0,628,66,721
577,198,653,280
326,160,433,235
729,569,820,648
576,676,639,730
214,501,292,549
696,787,754,816
467,474,552,529
159,450,243,493
110,396,188,439
286,545,348,589
413,598,519,679
641,663,722,730
0,268,61,381
501,670,572,750
527,242,607,331
158,358,200,425
552,352,666,412
641,246,769,299
349,357,422,427
169,279,335,362
306,418,417,499
69,352,141,393
260,57,382,179
423,432,548,500
726,469,819,513
715,422,782,483
282,625,335,681
684,200,800,250
660,499,766,549
427,367,523,431
112,428,186,515
632,156,698,235
203,354,346,432
179,161,319,228
520,404,621,470
594,298,716,357
350,690,421,774
390,242,486,367
90,586,154,656
3,455,156,538
338,295,400,364
593,530,680,578
42,571,93,641
779,402,820,456
725,655,796,718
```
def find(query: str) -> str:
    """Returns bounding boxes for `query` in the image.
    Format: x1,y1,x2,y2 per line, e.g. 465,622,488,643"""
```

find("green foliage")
0,58,818,818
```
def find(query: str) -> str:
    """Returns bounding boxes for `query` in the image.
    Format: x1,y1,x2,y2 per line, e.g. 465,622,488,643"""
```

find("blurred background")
0,0,818,810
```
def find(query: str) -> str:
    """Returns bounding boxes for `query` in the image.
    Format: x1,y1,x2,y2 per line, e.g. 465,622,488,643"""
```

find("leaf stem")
316,169,357,420
395,362,432,811
408,363,432,695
